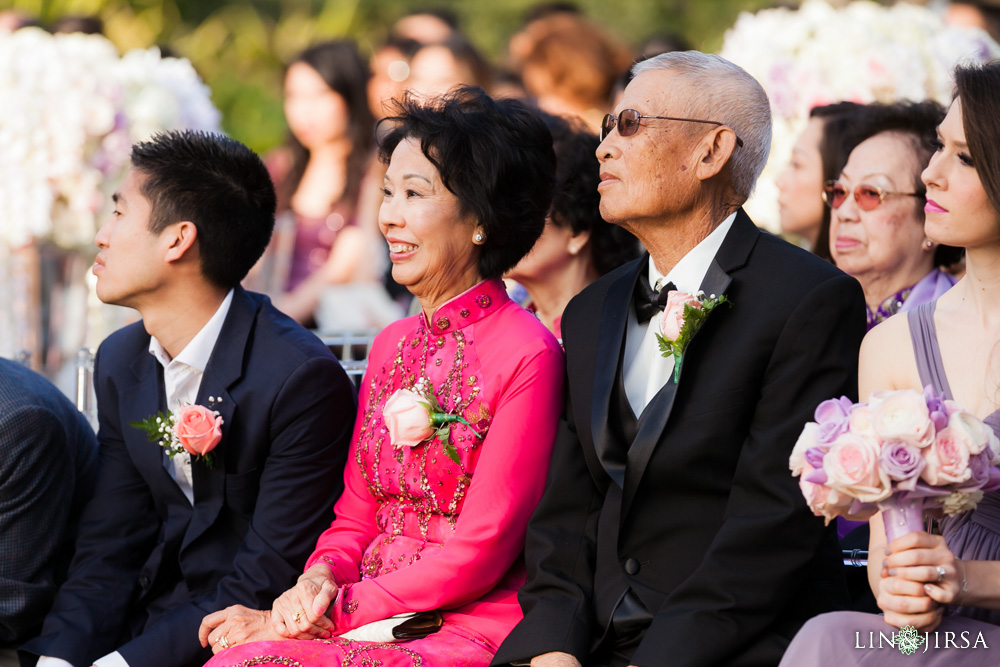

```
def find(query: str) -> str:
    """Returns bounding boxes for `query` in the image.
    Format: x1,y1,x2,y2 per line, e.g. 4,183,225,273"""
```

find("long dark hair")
281,40,374,214
955,61,1000,216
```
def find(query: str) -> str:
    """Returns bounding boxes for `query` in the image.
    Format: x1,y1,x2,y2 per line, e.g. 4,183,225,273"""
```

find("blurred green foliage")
4,0,777,153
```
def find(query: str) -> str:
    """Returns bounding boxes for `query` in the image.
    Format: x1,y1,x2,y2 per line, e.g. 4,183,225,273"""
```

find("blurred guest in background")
507,113,640,338
825,101,959,331
407,34,493,99
0,359,96,666
0,10,38,32
390,7,458,45
510,10,631,129
252,40,379,326
367,35,421,120
50,15,103,35
946,0,1000,43
776,102,860,262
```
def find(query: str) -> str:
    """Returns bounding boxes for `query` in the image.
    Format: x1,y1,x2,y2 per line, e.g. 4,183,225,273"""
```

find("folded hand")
198,605,284,654
271,563,338,639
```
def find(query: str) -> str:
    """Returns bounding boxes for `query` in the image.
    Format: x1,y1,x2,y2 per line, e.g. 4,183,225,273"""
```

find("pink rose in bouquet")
922,424,973,485
382,388,435,449
799,461,852,523
174,404,223,456
824,433,891,504
658,291,702,341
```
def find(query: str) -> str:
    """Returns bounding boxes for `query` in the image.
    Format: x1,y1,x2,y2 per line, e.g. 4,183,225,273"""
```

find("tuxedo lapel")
591,257,644,487
621,210,758,517
121,347,189,505
182,288,256,553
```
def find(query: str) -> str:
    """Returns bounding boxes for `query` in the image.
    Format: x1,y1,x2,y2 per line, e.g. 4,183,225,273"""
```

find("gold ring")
217,635,231,650
293,609,305,623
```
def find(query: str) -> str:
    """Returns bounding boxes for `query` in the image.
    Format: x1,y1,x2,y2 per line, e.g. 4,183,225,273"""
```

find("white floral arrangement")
0,27,220,249
719,0,1000,232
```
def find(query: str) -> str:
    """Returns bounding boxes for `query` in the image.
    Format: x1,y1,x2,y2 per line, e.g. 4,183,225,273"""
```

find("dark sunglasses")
601,108,744,147
822,180,924,211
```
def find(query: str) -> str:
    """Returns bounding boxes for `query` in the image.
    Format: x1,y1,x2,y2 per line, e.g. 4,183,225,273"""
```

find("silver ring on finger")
936,565,946,583
217,634,231,650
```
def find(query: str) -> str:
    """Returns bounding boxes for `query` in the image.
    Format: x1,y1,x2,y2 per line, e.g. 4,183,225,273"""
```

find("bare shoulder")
859,313,921,398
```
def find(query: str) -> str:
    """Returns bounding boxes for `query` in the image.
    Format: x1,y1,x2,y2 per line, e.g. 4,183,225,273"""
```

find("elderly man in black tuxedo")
22,131,355,667
495,52,866,667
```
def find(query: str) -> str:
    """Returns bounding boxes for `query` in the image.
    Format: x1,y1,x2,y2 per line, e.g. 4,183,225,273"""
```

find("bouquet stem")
878,495,925,544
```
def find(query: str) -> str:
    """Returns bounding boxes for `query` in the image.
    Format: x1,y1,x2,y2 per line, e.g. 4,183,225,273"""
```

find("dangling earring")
474,233,485,244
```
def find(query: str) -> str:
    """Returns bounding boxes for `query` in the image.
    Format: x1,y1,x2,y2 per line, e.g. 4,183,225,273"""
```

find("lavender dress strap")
907,301,954,400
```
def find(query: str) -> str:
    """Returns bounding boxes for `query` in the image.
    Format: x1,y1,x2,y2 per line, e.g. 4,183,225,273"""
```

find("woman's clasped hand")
878,531,965,632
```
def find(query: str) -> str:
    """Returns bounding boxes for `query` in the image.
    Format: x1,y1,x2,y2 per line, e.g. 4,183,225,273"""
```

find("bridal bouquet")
790,387,1000,542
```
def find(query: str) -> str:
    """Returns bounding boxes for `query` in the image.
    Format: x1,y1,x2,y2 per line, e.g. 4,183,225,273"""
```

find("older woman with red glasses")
825,101,961,330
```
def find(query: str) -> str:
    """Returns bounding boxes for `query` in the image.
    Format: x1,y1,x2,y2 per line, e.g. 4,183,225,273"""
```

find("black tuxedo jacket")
22,288,356,667
495,211,866,667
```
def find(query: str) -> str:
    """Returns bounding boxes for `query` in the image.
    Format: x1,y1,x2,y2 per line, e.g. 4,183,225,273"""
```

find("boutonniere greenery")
129,401,223,467
382,380,483,465
656,290,731,382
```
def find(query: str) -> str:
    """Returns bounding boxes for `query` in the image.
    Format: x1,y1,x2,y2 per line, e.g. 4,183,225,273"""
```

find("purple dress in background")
780,300,1000,665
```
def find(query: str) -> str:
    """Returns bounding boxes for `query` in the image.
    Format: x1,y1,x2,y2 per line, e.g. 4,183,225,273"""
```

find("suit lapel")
621,210,759,517
182,288,256,552
121,345,189,505
591,256,645,486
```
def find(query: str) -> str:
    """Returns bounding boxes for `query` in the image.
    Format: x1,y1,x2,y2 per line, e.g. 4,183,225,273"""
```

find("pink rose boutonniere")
130,400,223,466
383,380,482,465
655,290,731,382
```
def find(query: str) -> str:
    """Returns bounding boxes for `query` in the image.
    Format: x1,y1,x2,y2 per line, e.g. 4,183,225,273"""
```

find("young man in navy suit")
22,131,356,667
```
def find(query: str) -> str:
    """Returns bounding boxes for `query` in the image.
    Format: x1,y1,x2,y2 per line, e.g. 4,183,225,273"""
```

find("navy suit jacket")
495,211,866,666
23,288,356,667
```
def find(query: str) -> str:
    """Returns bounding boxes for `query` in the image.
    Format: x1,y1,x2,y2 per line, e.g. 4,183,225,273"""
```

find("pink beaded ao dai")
206,279,563,667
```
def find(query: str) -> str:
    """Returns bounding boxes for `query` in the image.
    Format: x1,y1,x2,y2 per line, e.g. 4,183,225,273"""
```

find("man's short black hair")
130,130,276,289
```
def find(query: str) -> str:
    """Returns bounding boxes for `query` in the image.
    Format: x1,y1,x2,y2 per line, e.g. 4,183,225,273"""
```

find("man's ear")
163,221,198,263
694,127,740,182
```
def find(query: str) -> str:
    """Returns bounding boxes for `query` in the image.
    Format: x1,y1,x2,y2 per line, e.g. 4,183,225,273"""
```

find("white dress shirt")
622,212,736,416
38,289,234,667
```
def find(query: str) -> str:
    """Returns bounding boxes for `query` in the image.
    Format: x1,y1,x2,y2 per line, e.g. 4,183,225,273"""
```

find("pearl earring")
925,240,934,249
474,233,485,243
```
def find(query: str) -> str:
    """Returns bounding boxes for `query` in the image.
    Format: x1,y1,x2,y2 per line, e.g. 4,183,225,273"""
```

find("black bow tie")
634,272,676,324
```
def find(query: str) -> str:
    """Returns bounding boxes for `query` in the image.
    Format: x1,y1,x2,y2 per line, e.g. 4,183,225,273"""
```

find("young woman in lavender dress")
780,61,1000,665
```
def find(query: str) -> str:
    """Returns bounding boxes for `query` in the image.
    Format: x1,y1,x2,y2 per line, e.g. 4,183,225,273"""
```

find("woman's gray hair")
632,52,771,202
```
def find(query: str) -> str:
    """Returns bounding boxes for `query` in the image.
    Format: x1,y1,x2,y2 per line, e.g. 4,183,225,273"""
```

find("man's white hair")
632,51,771,202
